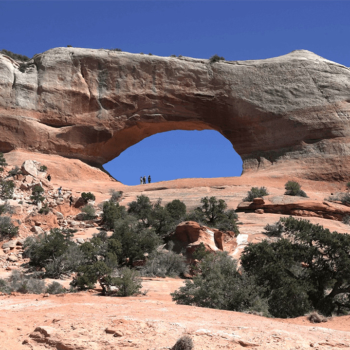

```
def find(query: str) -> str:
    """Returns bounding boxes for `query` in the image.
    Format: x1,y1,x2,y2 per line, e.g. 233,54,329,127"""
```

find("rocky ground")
1,150,350,349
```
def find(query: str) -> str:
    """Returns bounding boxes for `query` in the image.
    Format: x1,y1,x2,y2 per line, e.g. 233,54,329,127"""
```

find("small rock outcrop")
0,48,350,180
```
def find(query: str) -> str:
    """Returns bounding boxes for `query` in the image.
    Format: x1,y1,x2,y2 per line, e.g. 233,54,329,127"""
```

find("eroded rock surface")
1,48,350,180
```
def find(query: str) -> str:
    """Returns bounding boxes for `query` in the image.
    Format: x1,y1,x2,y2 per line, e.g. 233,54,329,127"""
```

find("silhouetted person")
143,176,146,184
69,196,74,207
148,175,151,184
58,186,62,196
47,174,51,182
140,176,143,185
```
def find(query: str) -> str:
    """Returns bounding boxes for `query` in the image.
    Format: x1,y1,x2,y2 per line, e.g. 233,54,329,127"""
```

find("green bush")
343,215,350,225
81,192,95,202
81,204,96,220
263,221,284,237
244,187,269,201
8,166,21,177
0,153,7,172
192,197,239,234
46,281,66,294
7,270,46,294
102,200,126,230
0,180,15,199
0,49,30,61
346,182,350,190
30,184,45,204
0,216,19,240
38,204,50,215
172,335,194,350
284,181,308,197
111,267,142,296
109,189,123,202
209,54,225,64
166,199,187,221
171,251,269,315
39,165,47,172
141,250,188,278
341,193,350,205
241,216,350,317
23,228,77,278
192,242,210,261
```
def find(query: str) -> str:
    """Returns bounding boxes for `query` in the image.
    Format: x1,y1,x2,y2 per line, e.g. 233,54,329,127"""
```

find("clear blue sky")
1,1,349,185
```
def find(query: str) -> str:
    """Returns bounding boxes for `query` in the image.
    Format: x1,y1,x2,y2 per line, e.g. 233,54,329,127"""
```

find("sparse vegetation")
0,180,15,199
81,192,95,203
30,184,45,204
0,49,30,62
0,216,19,240
8,166,21,177
244,187,269,202
111,48,122,51
284,181,307,197
307,311,328,323
39,165,47,172
0,152,7,172
109,189,123,202
263,221,284,237
81,204,96,220
209,54,225,63
46,281,66,294
38,204,50,215
172,335,194,350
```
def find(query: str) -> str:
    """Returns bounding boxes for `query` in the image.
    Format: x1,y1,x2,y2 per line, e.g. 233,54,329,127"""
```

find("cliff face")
0,48,350,180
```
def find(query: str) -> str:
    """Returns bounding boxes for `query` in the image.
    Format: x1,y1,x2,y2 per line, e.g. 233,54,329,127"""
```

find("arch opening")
103,130,243,185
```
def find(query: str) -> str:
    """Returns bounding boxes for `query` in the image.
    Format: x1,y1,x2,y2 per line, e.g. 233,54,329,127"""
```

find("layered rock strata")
1,48,350,180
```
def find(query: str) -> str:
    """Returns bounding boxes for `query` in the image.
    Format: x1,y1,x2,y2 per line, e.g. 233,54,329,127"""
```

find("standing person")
140,176,143,185
69,195,74,207
58,186,62,196
148,175,151,184
143,176,146,184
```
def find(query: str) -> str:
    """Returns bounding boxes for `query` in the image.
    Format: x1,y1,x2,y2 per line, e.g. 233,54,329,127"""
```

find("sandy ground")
0,278,350,350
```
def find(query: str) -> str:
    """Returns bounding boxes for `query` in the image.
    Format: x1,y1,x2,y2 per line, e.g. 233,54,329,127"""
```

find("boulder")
33,226,44,235
76,238,84,244
2,240,17,249
7,255,18,262
55,212,64,220
21,160,39,177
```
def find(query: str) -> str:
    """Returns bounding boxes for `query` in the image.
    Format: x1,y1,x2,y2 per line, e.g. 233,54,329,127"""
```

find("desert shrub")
0,203,11,216
102,200,127,230
141,250,188,278
81,192,95,202
244,187,269,202
170,54,177,57
23,228,77,277
0,278,11,294
192,242,210,261
111,267,142,296
307,311,328,323
284,181,307,197
30,184,45,204
209,54,225,63
39,165,47,172
0,153,7,172
343,215,350,225
46,281,66,294
38,204,50,215
0,180,15,199
128,195,153,226
171,251,269,316
241,216,350,317
172,335,194,350
166,199,187,221
81,204,96,220
341,193,350,205
8,270,45,294
109,189,123,202
346,182,350,190
111,48,122,51
111,217,162,265
263,221,284,237
0,49,30,61
192,197,239,234
0,216,19,240
8,166,21,177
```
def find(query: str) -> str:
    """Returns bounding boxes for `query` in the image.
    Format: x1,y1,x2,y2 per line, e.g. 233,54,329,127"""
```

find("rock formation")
0,48,350,180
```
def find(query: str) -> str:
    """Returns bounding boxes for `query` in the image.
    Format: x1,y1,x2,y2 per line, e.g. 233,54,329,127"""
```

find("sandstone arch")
0,48,350,180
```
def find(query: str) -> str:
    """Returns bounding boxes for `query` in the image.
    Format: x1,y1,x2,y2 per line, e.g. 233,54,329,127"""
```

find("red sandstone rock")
1,48,350,180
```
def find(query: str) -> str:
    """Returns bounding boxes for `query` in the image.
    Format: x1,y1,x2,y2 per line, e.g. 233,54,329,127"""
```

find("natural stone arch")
0,47,350,180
